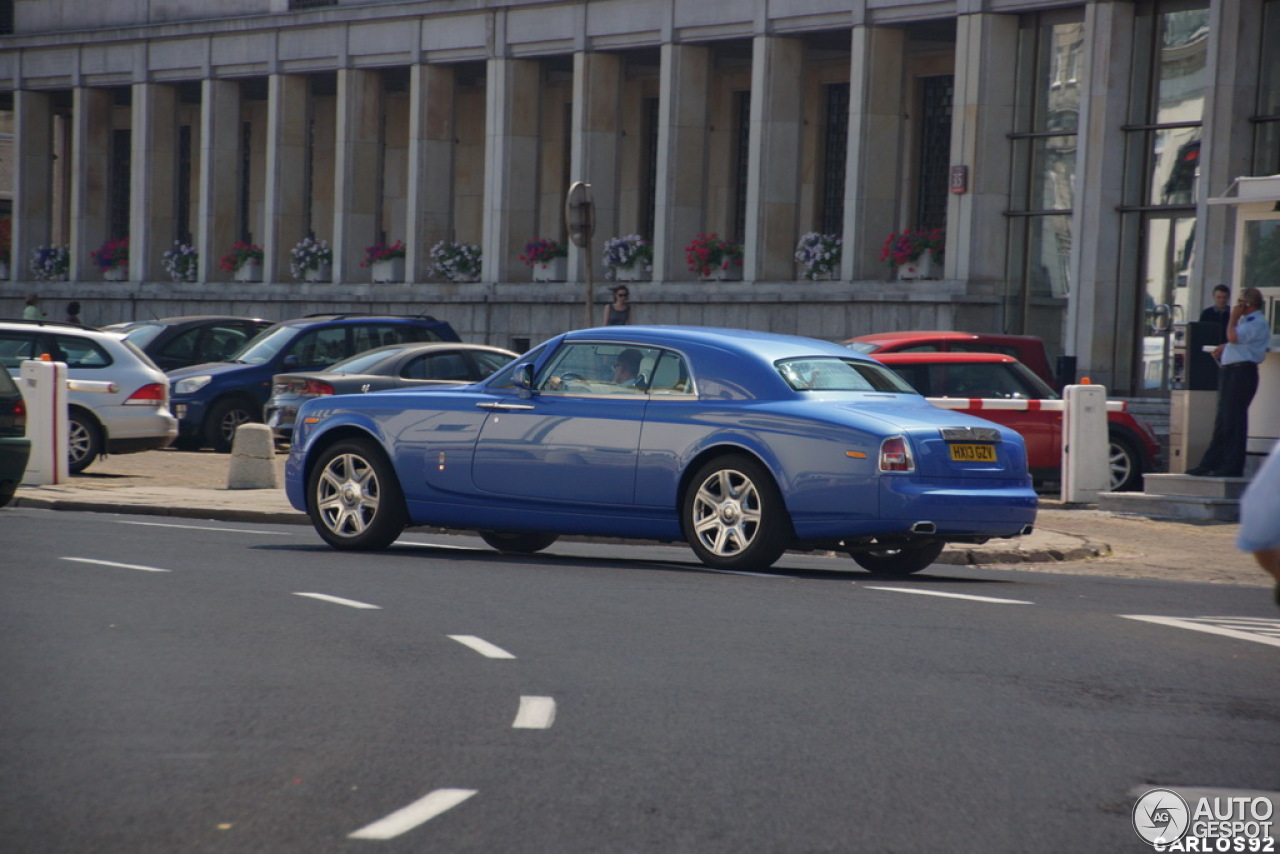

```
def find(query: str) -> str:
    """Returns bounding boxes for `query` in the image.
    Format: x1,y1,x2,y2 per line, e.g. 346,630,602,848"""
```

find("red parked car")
873,351,1160,492
844,331,1059,389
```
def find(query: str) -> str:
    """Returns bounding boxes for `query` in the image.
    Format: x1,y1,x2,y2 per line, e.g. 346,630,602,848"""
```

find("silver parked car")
0,320,177,472
265,342,517,442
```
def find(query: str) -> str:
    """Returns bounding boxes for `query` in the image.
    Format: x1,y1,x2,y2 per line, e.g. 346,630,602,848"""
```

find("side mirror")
515,363,535,396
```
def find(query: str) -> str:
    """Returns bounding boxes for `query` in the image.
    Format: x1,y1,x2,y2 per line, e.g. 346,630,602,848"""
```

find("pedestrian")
65,301,82,325
601,285,633,326
1236,440,1280,607
1188,286,1270,478
22,293,46,321
1199,283,1230,338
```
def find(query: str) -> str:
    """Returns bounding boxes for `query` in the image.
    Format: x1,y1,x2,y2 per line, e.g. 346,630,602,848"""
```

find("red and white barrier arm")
925,397,1128,413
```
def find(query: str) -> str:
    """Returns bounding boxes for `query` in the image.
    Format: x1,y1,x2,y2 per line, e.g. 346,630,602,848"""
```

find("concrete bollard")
226,423,278,490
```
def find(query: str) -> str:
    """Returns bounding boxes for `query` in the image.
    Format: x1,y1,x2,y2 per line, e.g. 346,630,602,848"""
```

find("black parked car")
0,366,31,508
102,315,273,372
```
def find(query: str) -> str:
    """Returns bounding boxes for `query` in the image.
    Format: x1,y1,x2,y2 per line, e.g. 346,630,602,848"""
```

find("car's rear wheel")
683,454,790,571
307,439,406,550
1108,433,1142,492
479,531,559,554
205,397,256,453
848,541,945,575
68,409,101,474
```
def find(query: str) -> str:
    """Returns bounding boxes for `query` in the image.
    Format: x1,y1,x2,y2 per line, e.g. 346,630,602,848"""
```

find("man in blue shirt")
1188,287,1270,478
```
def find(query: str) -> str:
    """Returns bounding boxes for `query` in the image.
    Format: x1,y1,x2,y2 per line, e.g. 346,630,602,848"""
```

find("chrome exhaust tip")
910,521,937,535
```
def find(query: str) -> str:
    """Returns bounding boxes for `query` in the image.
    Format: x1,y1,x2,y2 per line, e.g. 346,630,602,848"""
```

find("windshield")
844,341,877,355
119,323,166,349
230,324,295,365
776,357,916,393
327,347,408,374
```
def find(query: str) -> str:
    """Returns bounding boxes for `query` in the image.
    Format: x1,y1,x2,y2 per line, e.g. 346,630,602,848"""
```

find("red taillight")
879,435,914,472
124,382,167,406
13,399,25,430
302,380,335,396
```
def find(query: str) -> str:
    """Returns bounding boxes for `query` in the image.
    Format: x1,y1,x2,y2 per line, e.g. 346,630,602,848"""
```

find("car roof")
845,330,1043,346
124,314,270,325
1,318,123,341
873,352,1018,364
277,313,446,327
563,325,873,362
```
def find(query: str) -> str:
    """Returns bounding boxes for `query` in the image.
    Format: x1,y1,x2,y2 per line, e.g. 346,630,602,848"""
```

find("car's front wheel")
68,409,101,474
307,439,407,550
479,531,559,554
1108,433,1142,492
683,454,791,571
848,541,945,575
205,397,256,453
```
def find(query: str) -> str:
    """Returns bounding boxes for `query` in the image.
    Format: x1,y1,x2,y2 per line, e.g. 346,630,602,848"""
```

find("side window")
404,352,470,381
158,329,200,363
53,335,112,368
886,364,928,395
390,324,444,345
287,327,348,368
0,331,38,369
897,343,942,353
470,350,514,377
537,343,661,394
648,351,694,395
199,325,254,362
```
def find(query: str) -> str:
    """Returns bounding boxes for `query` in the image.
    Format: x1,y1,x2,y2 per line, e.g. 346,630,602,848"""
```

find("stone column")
264,74,309,283
483,58,541,284
1069,2,1136,389
130,82,178,282
13,90,55,280
333,68,382,282
197,80,241,283
947,13,1019,286
70,87,112,282
406,63,455,283
568,51,622,284
842,26,906,280
654,43,710,282
744,36,804,281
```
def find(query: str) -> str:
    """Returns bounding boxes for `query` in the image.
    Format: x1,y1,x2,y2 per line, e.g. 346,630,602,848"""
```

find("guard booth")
1206,175,1280,475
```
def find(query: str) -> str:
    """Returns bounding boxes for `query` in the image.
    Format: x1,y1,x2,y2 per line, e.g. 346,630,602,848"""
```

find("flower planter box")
701,267,742,282
531,257,567,282
305,263,332,283
372,258,404,284
103,266,128,281
613,266,651,282
895,250,937,280
234,260,263,283
447,272,481,284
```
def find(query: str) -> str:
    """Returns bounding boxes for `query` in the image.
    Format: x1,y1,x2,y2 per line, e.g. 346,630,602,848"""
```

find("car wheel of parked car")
479,531,560,554
205,397,256,452
68,409,101,474
1108,433,1142,492
848,541,945,575
683,454,790,571
307,439,407,550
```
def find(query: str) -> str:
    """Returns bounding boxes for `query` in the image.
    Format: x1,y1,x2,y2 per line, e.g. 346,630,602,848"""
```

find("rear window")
776,358,916,393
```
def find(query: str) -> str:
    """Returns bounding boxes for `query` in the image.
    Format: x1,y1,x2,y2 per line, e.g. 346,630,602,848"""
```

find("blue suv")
168,314,459,451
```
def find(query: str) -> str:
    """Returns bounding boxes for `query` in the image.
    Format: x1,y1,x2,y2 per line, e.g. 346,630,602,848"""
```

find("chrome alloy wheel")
690,467,763,559
315,452,382,538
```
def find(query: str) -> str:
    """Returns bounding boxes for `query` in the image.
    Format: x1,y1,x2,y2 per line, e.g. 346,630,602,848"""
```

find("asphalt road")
2,507,1277,853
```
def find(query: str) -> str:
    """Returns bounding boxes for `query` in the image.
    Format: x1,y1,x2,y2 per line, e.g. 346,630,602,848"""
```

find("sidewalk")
11,449,1268,587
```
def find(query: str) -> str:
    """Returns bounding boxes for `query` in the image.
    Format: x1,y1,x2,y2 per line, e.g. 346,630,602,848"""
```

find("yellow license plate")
950,443,997,462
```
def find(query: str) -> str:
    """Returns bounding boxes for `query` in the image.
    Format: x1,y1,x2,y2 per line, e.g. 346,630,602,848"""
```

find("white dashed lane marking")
1122,616,1280,649
118,520,291,535
293,592,382,610
348,789,478,840
61,557,172,573
448,635,517,659
512,696,557,729
865,586,1034,605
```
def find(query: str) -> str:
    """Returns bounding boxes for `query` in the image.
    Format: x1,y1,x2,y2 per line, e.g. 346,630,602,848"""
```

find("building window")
732,91,750,243
290,0,337,8
239,122,253,242
1123,3,1209,393
1006,14,1083,351
916,76,953,232
0,1,13,35
176,125,192,244
820,83,849,237
1253,0,1280,175
109,129,131,240
641,97,659,241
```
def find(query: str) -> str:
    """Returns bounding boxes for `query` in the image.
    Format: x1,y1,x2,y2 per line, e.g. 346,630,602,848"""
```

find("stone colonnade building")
0,0,1277,397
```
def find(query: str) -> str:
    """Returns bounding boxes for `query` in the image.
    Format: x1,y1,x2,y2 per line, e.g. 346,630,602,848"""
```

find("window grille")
109,129,131,240
820,83,849,236
176,125,192,244
732,91,750,243
916,76,953,231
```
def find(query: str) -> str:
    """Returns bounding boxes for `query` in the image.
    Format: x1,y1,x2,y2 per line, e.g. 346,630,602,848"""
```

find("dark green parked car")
0,367,31,508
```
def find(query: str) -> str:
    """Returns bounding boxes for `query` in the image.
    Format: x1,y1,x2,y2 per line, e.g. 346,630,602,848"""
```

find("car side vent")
940,425,1001,443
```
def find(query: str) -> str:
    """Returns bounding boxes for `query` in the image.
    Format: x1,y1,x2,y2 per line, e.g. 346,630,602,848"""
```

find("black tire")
68,409,101,474
307,439,407,550
1108,433,1142,492
682,454,791,571
849,541,945,575
479,531,559,554
205,397,257,453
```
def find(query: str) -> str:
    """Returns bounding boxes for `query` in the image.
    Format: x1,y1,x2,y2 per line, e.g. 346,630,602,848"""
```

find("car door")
470,342,655,505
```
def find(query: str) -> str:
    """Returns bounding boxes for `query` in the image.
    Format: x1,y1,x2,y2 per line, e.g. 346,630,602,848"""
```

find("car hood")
167,361,251,381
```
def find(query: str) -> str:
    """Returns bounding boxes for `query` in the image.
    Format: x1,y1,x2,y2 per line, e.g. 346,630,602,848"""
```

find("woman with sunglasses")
602,284,634,326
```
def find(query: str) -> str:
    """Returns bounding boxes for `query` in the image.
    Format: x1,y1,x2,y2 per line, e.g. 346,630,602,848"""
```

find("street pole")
565,182,596,328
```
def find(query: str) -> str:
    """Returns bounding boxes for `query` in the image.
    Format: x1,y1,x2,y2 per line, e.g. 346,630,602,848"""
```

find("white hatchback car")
0,319,177,472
